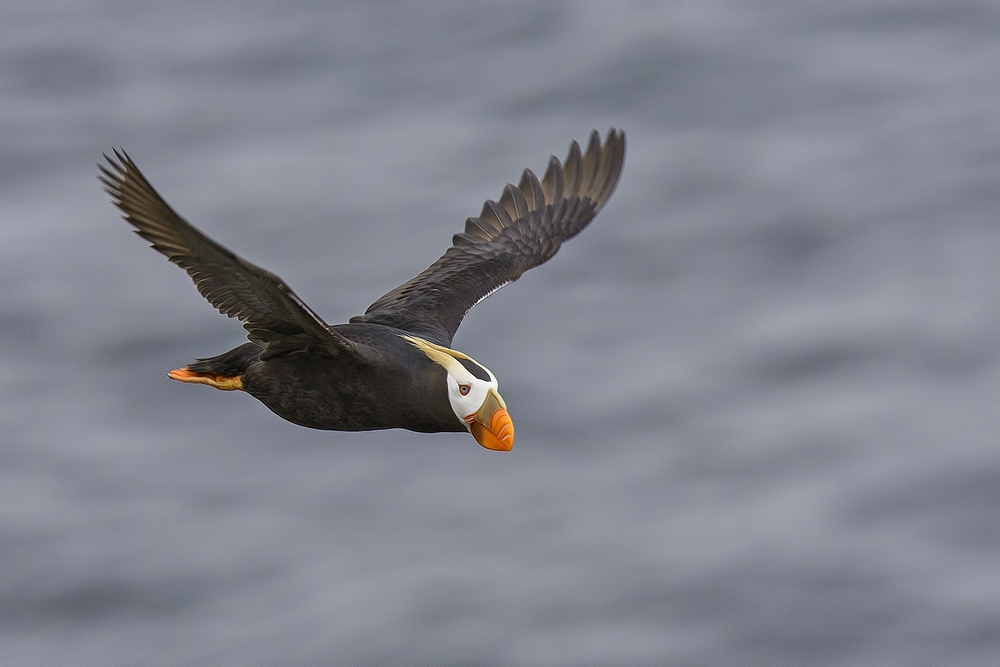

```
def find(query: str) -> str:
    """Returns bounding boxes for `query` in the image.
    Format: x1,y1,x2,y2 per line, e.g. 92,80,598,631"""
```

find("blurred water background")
3,1,1000,664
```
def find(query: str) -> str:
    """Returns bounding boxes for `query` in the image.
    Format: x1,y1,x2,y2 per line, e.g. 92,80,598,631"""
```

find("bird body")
100,130,625,451
236,326,462,433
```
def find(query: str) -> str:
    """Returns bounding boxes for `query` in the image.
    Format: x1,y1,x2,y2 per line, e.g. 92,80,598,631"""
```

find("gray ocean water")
3,1,1000,664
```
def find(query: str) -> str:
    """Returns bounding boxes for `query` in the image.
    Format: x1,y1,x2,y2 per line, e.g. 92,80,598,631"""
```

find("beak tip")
470,407,515,452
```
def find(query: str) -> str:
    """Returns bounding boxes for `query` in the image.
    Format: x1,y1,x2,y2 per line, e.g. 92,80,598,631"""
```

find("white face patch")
400,335,499,426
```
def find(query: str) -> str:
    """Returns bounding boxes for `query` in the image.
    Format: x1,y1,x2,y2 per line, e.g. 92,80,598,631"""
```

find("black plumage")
99,129,625,448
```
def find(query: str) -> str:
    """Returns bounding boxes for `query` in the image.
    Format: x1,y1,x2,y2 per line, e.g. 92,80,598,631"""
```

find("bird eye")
458,383,471,396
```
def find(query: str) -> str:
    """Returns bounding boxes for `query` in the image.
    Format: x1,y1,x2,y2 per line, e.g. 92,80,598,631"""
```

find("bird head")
402,335,514,451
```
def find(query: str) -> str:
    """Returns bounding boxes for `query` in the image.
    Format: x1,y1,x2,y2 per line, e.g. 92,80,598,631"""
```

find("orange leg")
167,367,243,391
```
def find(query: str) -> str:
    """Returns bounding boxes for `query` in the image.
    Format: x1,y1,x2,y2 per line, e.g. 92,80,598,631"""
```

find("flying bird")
100,129,625,451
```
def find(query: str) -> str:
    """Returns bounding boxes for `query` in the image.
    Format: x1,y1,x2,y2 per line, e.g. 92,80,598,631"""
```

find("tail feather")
187,342,261,375
169,342,261,391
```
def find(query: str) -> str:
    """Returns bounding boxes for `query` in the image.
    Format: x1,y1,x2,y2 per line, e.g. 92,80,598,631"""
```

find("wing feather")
352,129,625,345
99,150,358,359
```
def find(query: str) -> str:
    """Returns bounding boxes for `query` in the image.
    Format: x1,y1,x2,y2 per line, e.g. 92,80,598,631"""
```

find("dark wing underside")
99,150,358,360
351,129,626,345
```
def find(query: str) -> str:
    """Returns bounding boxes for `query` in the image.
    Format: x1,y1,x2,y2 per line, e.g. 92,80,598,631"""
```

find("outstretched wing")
99,150,359,359
351,129,625,345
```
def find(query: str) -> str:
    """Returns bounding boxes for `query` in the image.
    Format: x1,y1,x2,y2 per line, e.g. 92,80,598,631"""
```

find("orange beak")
467,388,514,451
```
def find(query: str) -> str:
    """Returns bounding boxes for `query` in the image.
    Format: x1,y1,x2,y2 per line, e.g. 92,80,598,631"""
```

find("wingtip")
593,128,625,206
100,147,133,173
540,154,564,202
518,167,545,212
99,147,129,178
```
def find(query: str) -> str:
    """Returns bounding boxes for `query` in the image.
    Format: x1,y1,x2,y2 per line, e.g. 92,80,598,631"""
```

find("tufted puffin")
100,129,625,451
